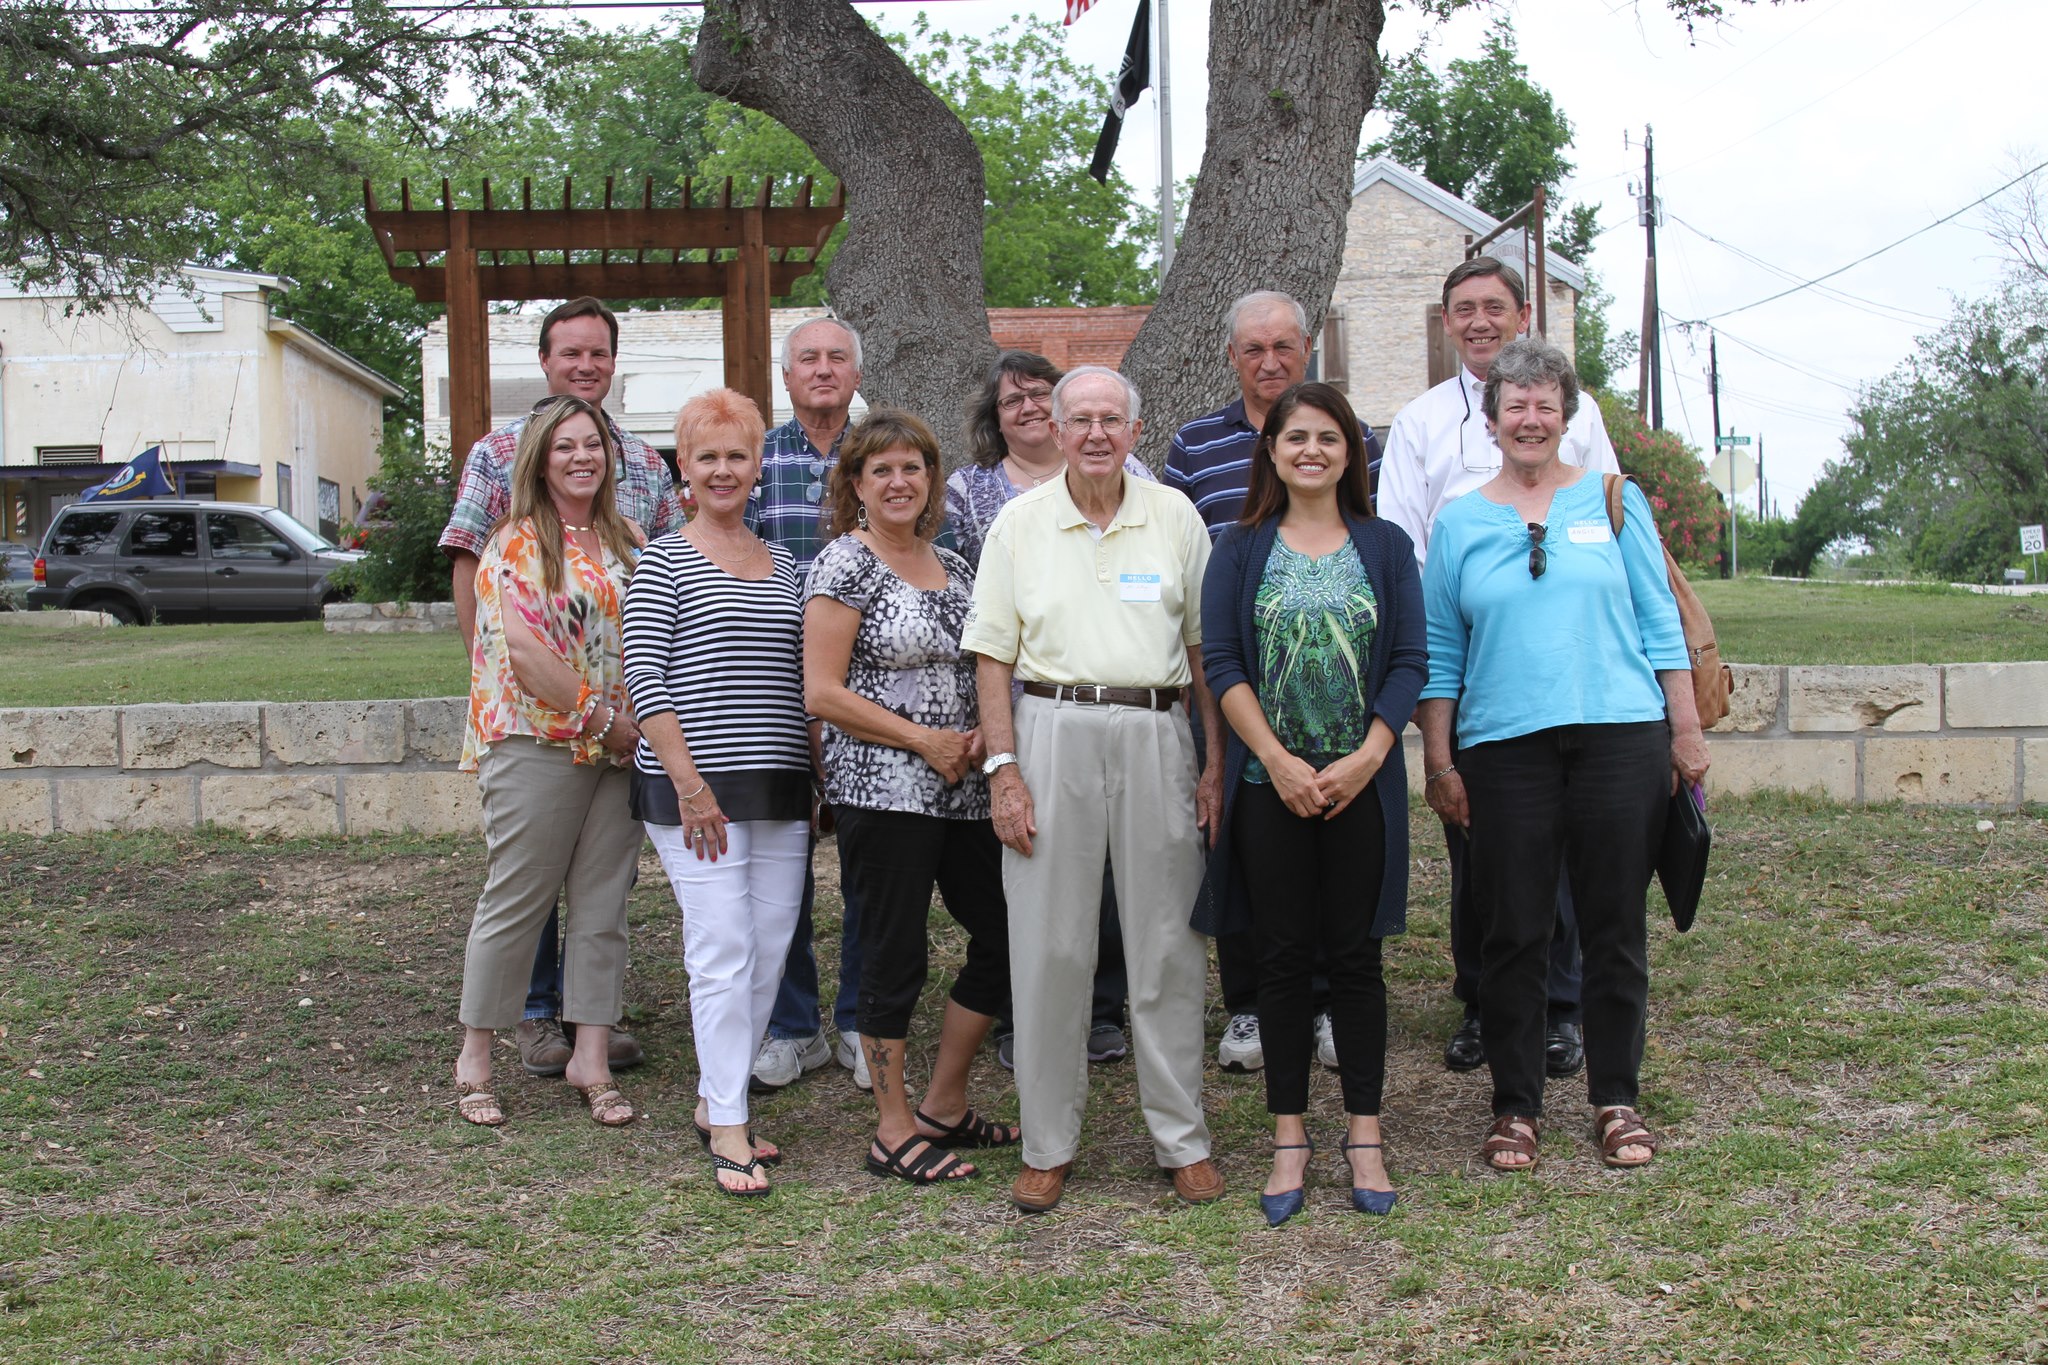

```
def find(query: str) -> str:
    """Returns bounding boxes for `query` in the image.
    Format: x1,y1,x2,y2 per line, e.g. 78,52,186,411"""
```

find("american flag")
1065,0,1093,24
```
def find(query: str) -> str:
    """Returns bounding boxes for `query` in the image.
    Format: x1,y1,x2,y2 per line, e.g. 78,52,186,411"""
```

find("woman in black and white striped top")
623,387,818,1200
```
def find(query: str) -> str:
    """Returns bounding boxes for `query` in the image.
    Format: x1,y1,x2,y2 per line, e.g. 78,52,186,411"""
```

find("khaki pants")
461,737,639,1031
1006,694,1211,1169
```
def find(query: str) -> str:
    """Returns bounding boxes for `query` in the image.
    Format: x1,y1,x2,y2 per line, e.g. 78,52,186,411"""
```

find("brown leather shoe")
1167,1158,1225,1204
607,1028,646,1070
517,1018,572,1076
1012,1162,1073,1214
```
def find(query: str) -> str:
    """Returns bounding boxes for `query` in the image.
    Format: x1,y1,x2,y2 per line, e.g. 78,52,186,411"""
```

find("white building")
0,266,404,546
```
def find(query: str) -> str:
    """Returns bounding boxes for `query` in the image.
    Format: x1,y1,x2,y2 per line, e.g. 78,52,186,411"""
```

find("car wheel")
80,593,143,625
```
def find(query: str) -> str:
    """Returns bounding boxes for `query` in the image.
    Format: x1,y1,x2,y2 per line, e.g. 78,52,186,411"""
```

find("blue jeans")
767,853,865,1039
523,904,562,1021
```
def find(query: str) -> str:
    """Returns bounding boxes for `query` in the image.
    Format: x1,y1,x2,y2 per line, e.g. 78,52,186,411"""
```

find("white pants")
647,819,810,1125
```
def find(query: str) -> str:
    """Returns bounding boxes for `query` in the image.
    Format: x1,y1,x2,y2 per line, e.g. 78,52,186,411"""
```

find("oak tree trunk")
693,0,1384,469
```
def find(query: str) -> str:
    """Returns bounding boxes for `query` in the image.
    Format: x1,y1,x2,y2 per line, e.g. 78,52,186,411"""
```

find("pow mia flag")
1088,0,1151,184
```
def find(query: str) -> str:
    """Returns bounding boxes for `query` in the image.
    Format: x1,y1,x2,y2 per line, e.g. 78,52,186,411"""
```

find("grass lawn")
1695,578,2048,665
2,794,2043,1361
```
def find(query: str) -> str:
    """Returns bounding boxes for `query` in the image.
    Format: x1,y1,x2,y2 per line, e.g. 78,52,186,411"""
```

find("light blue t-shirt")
1419,473,1688,747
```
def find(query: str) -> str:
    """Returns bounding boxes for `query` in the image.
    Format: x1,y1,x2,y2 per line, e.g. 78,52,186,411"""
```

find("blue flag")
80,445,175,502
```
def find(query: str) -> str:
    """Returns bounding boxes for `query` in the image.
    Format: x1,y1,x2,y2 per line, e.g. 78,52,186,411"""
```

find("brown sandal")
456,1080,505,1127
1482,1114,1539,1171
1595,1106,1657,1168
568,1082,635,1127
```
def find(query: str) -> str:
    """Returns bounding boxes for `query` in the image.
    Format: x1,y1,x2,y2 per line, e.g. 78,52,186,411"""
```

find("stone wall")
4,663,2043,839
0,698,477,837
324,601,460,634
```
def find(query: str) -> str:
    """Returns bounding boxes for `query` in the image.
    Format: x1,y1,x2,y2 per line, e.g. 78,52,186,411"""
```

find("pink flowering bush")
1595,391,1723,573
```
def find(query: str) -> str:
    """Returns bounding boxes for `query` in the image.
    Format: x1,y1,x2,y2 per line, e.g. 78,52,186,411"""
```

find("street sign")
1715,435,1752,447
1709,448,1758,494
2022,524,2045,556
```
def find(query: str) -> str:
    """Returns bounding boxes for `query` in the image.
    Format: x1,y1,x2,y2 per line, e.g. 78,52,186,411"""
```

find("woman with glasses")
624,388,818,1197
944,351,1148,1070
1415,338,1710,1174
453,395,646,1130
1196,382,1427,1225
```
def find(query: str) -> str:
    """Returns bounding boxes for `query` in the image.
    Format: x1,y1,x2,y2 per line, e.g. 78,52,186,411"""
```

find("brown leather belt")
1020,681,1182,711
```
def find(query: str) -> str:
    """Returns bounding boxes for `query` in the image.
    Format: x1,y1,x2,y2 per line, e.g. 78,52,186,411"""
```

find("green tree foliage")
1597,390,1723,571
699,16,1155,308
327,432,455,604
1820,280,2048,583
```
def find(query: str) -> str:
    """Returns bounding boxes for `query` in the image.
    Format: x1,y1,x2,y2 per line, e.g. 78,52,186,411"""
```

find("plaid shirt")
745,416,845,579
439,411,684,560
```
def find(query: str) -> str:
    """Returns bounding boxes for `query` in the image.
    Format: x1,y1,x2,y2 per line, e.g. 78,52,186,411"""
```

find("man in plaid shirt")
439,295,684,1077
743,316,872,1092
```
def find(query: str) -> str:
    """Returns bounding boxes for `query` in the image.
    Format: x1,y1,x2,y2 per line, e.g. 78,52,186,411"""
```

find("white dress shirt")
1378,366,1621,566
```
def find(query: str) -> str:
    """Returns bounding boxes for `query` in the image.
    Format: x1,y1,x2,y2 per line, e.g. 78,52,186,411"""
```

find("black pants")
1231,779,1389,1116
1447,824,1581,1020
1459,722,1669,1118
834,805,1010,1040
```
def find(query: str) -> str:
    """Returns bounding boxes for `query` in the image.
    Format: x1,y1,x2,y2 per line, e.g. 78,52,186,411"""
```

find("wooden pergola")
363,176,845,469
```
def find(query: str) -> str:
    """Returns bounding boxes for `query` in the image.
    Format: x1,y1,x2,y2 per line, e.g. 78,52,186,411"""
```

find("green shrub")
329,433,455,604
1597,390,1724,572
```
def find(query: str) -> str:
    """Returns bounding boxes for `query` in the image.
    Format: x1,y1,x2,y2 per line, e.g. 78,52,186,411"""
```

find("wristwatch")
981,751,1019,777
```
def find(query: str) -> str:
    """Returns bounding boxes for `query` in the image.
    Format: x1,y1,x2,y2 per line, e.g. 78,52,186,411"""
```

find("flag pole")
1155,0,1175,283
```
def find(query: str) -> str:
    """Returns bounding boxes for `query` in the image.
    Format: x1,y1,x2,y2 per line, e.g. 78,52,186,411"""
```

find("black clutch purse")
1657,782,1711,933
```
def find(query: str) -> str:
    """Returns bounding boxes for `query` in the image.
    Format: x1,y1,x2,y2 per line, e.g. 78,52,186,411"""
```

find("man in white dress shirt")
1378,257,1620,1080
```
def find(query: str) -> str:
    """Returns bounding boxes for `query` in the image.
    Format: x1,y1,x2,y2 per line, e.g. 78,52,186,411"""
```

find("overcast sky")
856,0,2039,513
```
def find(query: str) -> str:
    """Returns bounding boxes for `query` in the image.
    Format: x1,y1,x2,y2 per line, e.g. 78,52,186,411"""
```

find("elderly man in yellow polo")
962,364,1226,1215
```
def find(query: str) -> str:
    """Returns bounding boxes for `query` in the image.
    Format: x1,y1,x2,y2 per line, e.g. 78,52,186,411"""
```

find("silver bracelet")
678,778,708,802
1425,764,1457,784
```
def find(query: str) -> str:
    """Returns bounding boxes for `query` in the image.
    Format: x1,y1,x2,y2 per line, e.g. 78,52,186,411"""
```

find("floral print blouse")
462,519,633,771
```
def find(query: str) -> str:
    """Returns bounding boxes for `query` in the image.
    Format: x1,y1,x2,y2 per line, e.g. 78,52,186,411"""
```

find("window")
49,510,122,555
276,462,294,514
317,478,341,541
208,512,293,561
128,511,199,558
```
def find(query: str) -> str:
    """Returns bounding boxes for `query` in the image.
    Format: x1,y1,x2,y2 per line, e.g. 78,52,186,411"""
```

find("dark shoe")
1544,1020,1585,1078
867,1134,975,1185
517,1018,572,1076
1482,1114,1540,1172
1595,1106,1658,1168
1013,1162,1072,1213
708,1150,770,1198
1342,1140,1398,1216
1086,1023,1129,1063
1443,1014,1485,1072
995,1032,1016,1072
1259,1140,1313,1227
608,1028,647,1070
1167,1158,1225,1204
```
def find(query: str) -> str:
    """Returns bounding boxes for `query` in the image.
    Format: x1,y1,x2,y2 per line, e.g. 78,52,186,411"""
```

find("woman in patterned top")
454,395,646,1130
805,410,1019,1185
1196,382,1428,1225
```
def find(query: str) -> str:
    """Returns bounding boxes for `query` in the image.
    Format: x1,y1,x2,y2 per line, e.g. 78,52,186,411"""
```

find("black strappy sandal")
866,1133,977,1185
913,1106,1020,1149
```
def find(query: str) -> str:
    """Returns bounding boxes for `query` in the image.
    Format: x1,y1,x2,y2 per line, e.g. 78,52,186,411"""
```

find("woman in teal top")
1198,383,1427,1226
1417,337,1711,1175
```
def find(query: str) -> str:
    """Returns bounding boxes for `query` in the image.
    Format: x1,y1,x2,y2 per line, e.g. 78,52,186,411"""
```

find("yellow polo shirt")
962,471,1210,688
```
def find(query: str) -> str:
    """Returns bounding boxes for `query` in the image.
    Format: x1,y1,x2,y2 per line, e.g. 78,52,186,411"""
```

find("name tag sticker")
1119,572,1163,603
1566,520,1613,545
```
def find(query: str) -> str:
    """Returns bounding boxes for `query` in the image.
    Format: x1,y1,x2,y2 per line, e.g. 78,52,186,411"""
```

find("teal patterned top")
1245,536,1379,783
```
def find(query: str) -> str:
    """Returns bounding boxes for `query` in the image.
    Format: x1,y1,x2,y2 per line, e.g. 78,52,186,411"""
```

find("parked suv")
29,501,362,624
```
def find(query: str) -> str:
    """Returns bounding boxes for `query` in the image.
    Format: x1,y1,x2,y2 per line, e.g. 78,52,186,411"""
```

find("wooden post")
1531,185,1548,339
445,210,491,475
723,196,773,419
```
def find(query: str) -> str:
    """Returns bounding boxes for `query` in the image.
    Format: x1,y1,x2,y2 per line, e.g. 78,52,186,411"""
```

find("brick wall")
988,306,1153,371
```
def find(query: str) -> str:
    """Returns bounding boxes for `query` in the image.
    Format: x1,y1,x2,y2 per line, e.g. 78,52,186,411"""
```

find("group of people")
441,258,1708,1220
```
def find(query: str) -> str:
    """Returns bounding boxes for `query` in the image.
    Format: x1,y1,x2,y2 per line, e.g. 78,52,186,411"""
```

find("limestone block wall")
0,698,477,837
323,602,460,634
3,662,2044,839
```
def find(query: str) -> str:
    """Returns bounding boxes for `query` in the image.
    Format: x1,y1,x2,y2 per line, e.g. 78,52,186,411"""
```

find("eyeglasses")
1061,416,1128,436
997,387,1054,413
1527,523,1547,579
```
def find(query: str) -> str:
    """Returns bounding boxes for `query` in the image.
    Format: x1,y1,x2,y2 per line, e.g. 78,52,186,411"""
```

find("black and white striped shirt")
622,533,812,822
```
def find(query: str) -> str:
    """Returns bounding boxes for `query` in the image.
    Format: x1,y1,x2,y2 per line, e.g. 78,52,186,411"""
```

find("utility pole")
1757,434,1766,520
1708,330,1726,578
1636,126,1663,429
1155,0,1175,283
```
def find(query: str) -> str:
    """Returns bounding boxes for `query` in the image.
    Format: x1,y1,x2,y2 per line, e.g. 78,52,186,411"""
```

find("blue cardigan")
1192,513,1429,939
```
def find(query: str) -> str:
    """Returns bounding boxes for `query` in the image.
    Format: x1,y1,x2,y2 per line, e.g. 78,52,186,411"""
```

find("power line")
1670,216,1950,327
1681,157,2048,324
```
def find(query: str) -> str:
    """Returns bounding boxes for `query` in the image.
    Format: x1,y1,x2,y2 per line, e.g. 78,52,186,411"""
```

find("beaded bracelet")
1425,765,1457,784
589,706,617,743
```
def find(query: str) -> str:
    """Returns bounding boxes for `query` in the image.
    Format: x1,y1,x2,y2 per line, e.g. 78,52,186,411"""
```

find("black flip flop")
694,1119,782,1166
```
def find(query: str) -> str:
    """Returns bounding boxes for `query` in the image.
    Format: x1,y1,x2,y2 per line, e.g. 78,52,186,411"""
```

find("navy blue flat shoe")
1343,1140,1398,1216
1259,1139,1314,1227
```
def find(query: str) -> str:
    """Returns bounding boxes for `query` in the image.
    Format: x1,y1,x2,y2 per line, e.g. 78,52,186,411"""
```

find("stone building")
0,265,403,547
1332,156,1586,430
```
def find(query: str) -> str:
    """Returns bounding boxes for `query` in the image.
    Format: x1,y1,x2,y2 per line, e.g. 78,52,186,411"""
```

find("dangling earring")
856,502,869,531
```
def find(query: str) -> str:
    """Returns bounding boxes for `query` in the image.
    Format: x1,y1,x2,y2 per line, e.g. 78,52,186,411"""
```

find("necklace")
561,522,593,533
692,526,761,564
1006,454,1060,488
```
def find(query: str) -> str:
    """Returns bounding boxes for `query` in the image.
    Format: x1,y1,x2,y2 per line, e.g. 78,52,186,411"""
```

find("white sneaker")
750,1029,831,1090
836,1030,873,1091
1217,1012,1264,1072
1314,1012,1339,1070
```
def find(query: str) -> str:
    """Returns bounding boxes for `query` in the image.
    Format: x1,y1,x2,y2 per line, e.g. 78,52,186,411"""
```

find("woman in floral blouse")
453,395,645,1130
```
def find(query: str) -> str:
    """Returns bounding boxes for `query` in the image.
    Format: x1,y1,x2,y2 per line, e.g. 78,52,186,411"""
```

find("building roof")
269,318,406,400
1351,156,1587,293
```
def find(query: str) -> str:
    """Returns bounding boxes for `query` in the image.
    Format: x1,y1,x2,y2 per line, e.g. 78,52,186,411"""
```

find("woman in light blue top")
1416,338,1711,1175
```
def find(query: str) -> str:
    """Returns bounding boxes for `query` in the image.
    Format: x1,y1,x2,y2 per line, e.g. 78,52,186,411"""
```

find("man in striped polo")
1166,290,1383,1076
